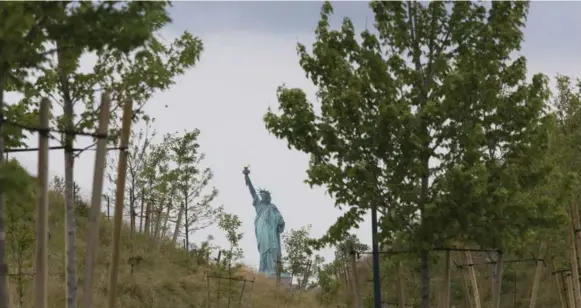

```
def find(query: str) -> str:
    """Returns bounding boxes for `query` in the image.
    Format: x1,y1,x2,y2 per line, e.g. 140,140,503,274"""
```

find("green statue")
243,166,285,276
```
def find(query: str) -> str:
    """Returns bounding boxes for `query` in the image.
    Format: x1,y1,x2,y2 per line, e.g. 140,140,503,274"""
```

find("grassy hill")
4,190,318,308
2,170,566,308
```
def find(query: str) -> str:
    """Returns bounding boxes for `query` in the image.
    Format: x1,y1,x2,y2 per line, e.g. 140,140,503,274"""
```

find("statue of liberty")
243,166,285,276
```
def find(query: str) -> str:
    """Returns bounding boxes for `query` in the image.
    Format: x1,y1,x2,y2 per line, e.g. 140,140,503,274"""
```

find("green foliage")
283,225,313,274
264,1,555,255
167,129,220,233
3,160,36,262
5,1,203,150
218,212,244,269
315,262,341,304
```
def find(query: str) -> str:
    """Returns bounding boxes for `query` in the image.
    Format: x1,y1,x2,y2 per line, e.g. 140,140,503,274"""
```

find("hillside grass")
3,182,564,308
5,191,319,308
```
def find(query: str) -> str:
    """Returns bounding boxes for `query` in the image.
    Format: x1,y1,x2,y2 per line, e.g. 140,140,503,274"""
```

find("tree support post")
107,100,134,308
34,98,51,308
529,242,546,308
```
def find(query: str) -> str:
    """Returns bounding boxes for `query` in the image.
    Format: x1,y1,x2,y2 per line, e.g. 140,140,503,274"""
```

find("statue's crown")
258,188,271,196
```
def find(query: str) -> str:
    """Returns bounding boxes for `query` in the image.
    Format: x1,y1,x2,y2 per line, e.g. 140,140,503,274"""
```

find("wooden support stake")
107,100,133,308
529,242,546,308
34,98,51,308
396,261,405,308
460,264,474,308
548,259,566,308
567,273,576,308
82,93,111,308
465,252,481,308
442,251,451,308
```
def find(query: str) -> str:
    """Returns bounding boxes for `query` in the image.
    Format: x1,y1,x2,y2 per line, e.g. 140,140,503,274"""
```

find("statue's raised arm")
242,166,259,204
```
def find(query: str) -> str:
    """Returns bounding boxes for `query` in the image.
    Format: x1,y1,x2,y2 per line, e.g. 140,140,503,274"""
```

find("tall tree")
218,212,244,269
264,2,556,306
0,4,70,304
282,224,325,289
16,3,203,305
169,130,220,244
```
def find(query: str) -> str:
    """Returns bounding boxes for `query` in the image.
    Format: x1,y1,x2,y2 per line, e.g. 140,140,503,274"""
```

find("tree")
282,224,325,290
263,2,556,306
218,213,244,270
3,160,35,308
14,3,203,304
0,4,75,303
116,117,157,235
169,130,220,245
334,234,369,261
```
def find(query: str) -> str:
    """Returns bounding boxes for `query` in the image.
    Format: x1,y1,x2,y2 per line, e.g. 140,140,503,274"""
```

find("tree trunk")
184,194,189,250
129,188,135,236
172,202,185,243
144,185,152,235
465,251,481,308
0,81,10,308
59,42,78,308
420,250,430,308
442,251,451,308
161,200,173,238
491,252,503,308
139,192,145,232
348,243,362,308
153,197,165,239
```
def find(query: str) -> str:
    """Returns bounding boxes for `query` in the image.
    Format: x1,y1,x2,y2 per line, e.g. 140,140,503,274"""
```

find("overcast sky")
7,1,581,271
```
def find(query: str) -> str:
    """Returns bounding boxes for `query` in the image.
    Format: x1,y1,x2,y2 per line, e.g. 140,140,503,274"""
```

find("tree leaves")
264,1,555,256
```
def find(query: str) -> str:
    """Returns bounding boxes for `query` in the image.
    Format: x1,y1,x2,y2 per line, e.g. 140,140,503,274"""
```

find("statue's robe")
253,196,285,275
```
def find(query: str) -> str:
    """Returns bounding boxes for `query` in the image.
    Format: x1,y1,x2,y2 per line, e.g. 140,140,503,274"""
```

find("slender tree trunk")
420,251,430,308
395,261,405,308
161,200,173,239
0,81,10,308
184,194,189,250
153,197,165,239
144,184,152,235
129,189,135,236
348,241,362,308
492,252,503,308
419,163,430,308
58,42,78,308
139,192,145,232
172,201,185,243
34,98,51,308
442,251,451,308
